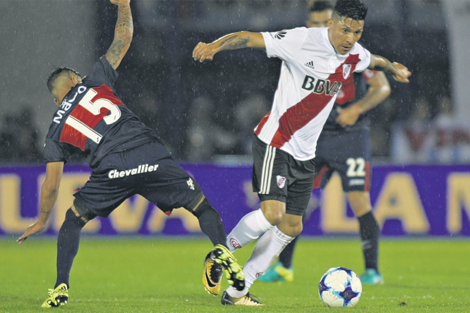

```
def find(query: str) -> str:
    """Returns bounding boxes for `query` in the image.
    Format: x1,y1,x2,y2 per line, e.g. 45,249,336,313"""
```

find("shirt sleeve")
352,43,371,73
261,27,308,63
362,69,378,81
43,138,72,164
83,56,119,89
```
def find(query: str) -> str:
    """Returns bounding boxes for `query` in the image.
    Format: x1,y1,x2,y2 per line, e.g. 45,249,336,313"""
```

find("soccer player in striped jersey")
16,0,245,308
259,0,389,286
193,0,410,306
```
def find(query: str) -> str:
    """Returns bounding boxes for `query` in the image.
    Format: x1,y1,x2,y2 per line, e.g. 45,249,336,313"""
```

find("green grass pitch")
1,238,469,312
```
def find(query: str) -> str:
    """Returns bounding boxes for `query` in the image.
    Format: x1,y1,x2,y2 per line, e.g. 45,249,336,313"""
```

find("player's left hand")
192,42,218,63
391,62,411,83
17,221,46,245
336,105,361,127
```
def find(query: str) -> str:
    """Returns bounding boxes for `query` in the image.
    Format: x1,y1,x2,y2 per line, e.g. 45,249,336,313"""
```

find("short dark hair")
333,0,368,21
309,0,334,13
47,67,81,93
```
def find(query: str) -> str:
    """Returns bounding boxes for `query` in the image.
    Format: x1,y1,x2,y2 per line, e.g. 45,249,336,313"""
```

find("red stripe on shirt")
92,84,124,106
60,123,88,150
313,164,329,189
255,111,271,136
365,161,370,192
266,54,361,149
270,91,331,148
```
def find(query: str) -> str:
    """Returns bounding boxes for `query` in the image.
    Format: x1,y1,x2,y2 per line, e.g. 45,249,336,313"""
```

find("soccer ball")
318,267,362,307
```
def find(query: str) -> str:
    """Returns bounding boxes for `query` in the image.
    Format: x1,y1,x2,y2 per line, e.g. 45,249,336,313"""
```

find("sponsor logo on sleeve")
274,31,287,40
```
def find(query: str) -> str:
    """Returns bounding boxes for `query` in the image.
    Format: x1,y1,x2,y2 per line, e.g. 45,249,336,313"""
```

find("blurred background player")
259,0,390,285
193,0,409,306
16,0,244,308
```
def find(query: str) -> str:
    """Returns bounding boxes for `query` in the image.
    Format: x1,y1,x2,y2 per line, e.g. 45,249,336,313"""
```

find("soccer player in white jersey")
193,0,410,306
259,0,390,286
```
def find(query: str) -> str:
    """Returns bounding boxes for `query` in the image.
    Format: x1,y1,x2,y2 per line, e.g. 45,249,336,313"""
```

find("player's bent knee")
64,208,87,228
72,198,97,222
190,197,216,218
278,222,303,237
347,191,372,217
261,200,285,225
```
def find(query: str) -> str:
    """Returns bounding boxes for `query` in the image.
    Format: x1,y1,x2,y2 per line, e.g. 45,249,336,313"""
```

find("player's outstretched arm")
105,0,133,70
369,54,411,83
17,162,64,245
192,31,265,63
336,72,391,127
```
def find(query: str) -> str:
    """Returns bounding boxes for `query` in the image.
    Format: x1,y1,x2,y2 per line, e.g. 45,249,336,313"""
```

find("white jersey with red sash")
256,27,371,160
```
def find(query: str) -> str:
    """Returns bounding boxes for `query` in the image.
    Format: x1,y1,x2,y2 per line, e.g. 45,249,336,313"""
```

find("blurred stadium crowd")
0,0,455,164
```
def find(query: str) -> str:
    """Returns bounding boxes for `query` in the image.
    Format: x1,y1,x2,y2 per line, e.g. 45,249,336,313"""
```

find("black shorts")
314,129,371,192
252,134,316,216
73,141,203,219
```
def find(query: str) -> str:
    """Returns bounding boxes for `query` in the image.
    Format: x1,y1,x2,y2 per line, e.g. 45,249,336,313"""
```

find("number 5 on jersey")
63,86,122,146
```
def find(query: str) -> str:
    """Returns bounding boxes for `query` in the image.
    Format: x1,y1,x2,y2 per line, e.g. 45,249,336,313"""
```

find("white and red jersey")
255,27,371,160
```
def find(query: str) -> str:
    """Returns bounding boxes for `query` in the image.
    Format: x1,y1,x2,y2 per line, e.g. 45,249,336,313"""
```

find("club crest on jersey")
277,175,286,188
343,64,352,79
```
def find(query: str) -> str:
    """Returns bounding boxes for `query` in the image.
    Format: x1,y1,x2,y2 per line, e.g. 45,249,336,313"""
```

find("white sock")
243,226,295,288
226,209,273,252
225,285,249,299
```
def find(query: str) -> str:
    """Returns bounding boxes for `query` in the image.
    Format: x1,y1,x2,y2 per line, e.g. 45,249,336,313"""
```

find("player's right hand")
17,221,46,245
391,62,411,83
193,42,217,63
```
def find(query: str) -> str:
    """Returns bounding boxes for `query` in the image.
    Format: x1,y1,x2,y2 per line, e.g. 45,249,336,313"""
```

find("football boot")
41,283,68,308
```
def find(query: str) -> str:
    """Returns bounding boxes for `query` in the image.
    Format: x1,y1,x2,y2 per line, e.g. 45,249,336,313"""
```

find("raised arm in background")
105,0,133,69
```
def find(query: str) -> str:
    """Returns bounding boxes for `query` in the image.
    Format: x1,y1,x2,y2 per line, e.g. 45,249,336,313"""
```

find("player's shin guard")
226,209,273,252
242,226,295,289
358,211,380,272
55,208,86,289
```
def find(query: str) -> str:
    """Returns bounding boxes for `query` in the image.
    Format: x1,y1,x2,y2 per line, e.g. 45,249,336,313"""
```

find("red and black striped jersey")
44,57,160,168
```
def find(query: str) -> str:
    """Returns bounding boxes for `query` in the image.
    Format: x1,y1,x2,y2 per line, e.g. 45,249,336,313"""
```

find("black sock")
55,209,86,289
193,198,227,247
278,214,306,268
278,235,299,268
357,211,380,272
